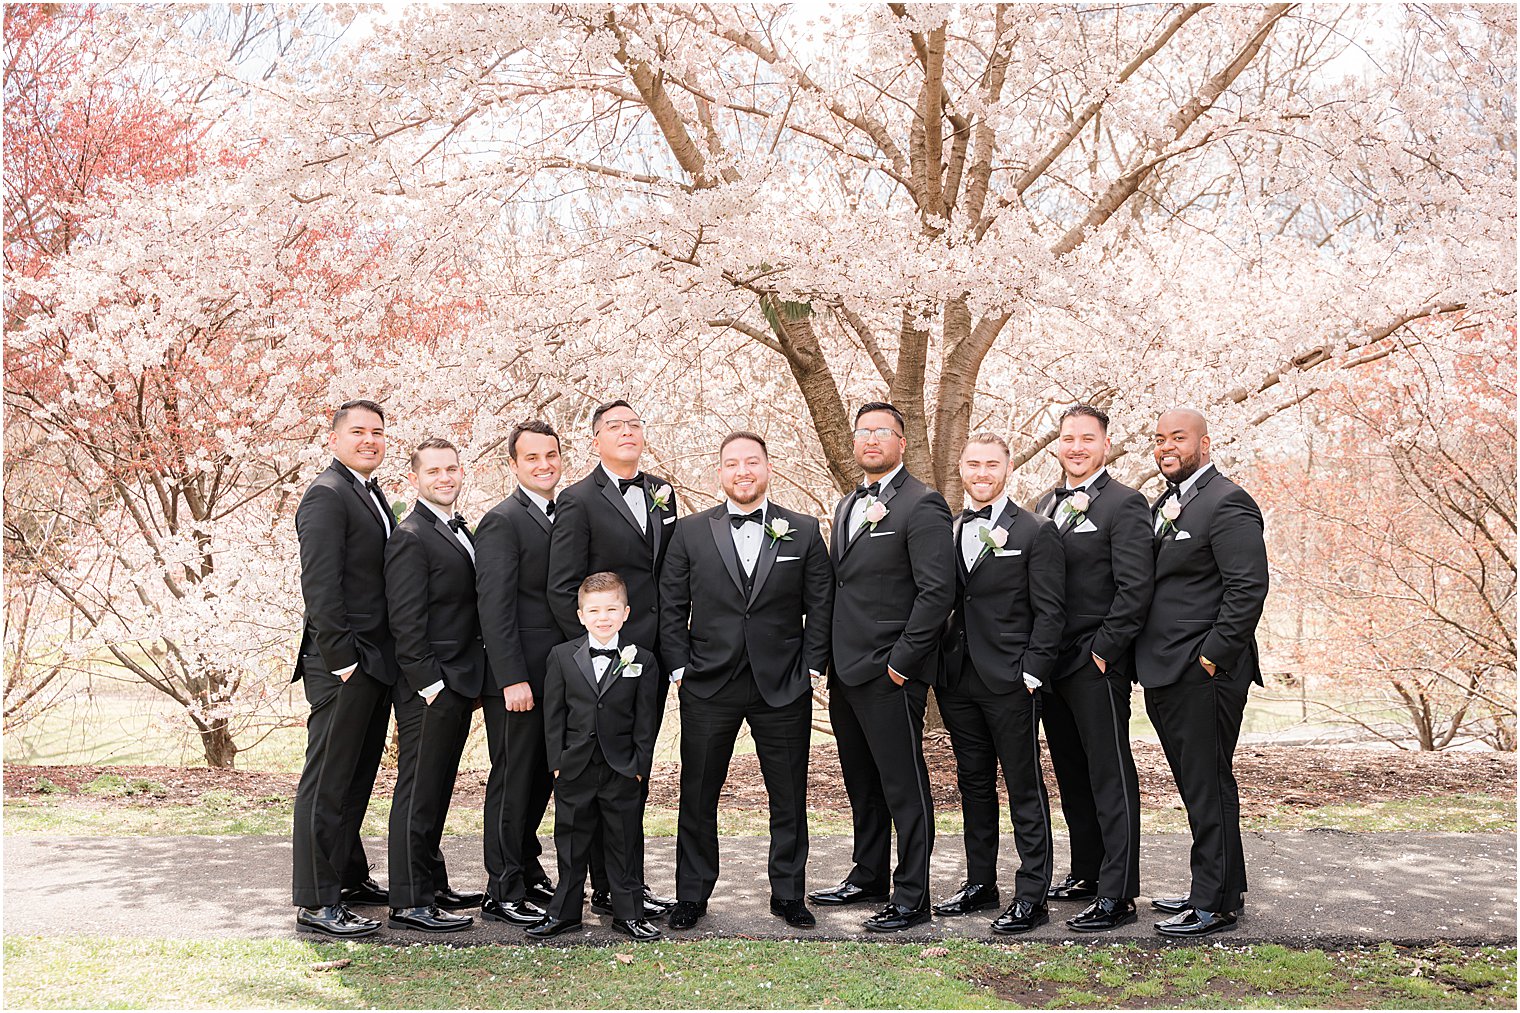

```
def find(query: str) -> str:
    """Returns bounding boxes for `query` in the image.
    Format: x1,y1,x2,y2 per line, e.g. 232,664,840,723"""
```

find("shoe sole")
296,921,379,938
526,924,584,939
388,919,473,933
990,913,1050,935
1155,920,1237,938
771,912,817,929
863,917,931,933
1066,911,1139,933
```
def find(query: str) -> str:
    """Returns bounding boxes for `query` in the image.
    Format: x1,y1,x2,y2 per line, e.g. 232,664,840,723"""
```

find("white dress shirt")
728,498,767,574
588,633,620,680
521,486,555,523
412,498,473,700
1154,462,1215,533
847,462,904,538
603,463,647,534
959,492,1009,572
1052,466,1106,526
332,465,391,679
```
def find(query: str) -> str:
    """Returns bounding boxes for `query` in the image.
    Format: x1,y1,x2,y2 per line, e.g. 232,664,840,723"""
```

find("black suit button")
838,580,845,588
597,703,603,710
649,605,657,613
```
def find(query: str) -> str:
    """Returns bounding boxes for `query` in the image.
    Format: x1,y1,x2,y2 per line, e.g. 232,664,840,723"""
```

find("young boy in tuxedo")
527,572,663,942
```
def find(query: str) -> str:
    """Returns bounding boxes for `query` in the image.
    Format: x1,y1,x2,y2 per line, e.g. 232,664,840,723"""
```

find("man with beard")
659,432,833,931
1139,408,1269,938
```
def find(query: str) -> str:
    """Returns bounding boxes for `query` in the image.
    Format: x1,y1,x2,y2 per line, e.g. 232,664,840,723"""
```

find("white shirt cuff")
669,667,685,684
809,669,820,679
333,663,357,678
1022,672,1042,690
418,680,445,699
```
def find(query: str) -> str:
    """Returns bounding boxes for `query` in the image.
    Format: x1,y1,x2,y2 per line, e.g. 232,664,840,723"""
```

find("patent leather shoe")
807,881,889,906
1155,907,1237,937
770,897,816,928
1046,874,1098,901
1151,895,1244,916
524,878,556,906
296,903,379,938
525,915,582,939
990,899,1050,934
932,882,1001,916
591,889,670,920
643,885,676,908
481,897,546,926
666,901,707,930
611,917,663,941
863,903,932,933
388,905,473,932
339,877,388,906
1067,897,1137,933
433,887,484,910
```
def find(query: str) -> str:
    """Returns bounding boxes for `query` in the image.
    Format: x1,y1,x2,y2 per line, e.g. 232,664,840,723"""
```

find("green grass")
2,937,1512,1009
6,791,1510,838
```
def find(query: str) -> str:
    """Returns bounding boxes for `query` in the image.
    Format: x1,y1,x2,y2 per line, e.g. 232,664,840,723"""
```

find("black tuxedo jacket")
1136,467,1269,689
828,468,956,686
542,638,660,780
475,487,558,696
383,503,489,698
293,459,399,685
941,500,1066,692
547,468,677,658
1035,471,1154,680
659,502,833,706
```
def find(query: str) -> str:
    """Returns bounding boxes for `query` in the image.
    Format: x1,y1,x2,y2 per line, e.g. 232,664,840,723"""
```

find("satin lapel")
338,461,390,535
429,511,474,567
1178,466,1216,517
747,513,781,604
1062,473,1107,534
574,640,598,694
830,495,851,565
952,515,971,582
647,488,667,563
836,492,864,563
968,501,1018,581
1036,489,1058,520
709,513,747,597
597,653,623,696
599,473,646,538
514,487,552,536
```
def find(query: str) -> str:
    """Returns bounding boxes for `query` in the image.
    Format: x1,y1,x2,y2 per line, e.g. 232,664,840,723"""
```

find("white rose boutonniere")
1158,497,1182,535
1070,491,1091,514
861,497,888,531
765,516,794,544
977,525,1009,557
650,484,673,510
616,644,642,677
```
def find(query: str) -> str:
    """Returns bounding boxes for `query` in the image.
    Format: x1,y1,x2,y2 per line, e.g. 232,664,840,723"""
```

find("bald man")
1136,409,1268,938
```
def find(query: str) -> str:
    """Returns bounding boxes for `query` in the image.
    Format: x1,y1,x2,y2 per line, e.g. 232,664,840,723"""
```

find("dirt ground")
6,736,1513,816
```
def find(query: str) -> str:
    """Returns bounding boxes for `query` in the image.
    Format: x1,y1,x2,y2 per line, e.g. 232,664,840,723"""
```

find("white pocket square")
777,555,800,562
868,530,895,537
1074,519,1098,533
1174,530,1192,540
663,515,676,525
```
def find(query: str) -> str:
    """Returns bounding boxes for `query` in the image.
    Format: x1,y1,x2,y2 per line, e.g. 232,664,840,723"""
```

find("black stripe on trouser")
1104,679,1140,899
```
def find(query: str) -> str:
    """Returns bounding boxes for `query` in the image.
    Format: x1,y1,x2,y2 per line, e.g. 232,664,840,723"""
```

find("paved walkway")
6,831,1514,947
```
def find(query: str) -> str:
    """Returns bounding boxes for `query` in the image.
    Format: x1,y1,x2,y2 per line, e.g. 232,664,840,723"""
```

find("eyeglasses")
599,419,645,434
852,427,902,442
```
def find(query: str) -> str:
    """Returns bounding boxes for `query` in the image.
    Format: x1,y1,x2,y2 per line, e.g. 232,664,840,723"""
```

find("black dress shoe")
1155,907,1237,937
524,879,556,906
296,904,380,938
611,917,663,941
990,899,1050,934
770,898,817,928
339,877,389,906
481,897,547,926
525,915,582,939
932,882,1001,917
1067,897,1137,933
1047,874,1098,901
863,903,932,933
433,887,485,910
388,905,473,932
666,901,706,930
642,885,676,908
807,881,890,906
1151,895,1245,916
591,889,671,920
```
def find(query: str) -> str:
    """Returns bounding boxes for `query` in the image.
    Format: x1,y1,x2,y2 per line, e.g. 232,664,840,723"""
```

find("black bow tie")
857,481,881,497
590,647,619,661
617,474,645,494
448,514,470,533
1161,481,1182,501
544,500,555,517
1052,487,1079,502
961,505,992,522
730,510,763,528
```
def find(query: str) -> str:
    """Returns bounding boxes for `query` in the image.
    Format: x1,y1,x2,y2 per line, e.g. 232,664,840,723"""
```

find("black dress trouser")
387,685,474,908
547,749,645,922
481,694,553,902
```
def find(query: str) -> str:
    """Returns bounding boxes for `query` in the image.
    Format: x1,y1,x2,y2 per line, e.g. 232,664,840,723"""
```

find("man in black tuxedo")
659,432,834,931
474,421,562,927
1034,405,1153,932
291,399,399,938
547,398,677,916
528,572,664,942
808,402,955,933
1139,409,1269,938
382,438,487,933
935,433,1066,935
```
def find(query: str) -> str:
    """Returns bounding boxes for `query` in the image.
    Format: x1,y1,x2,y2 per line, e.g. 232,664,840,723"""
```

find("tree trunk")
198,718,238,768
